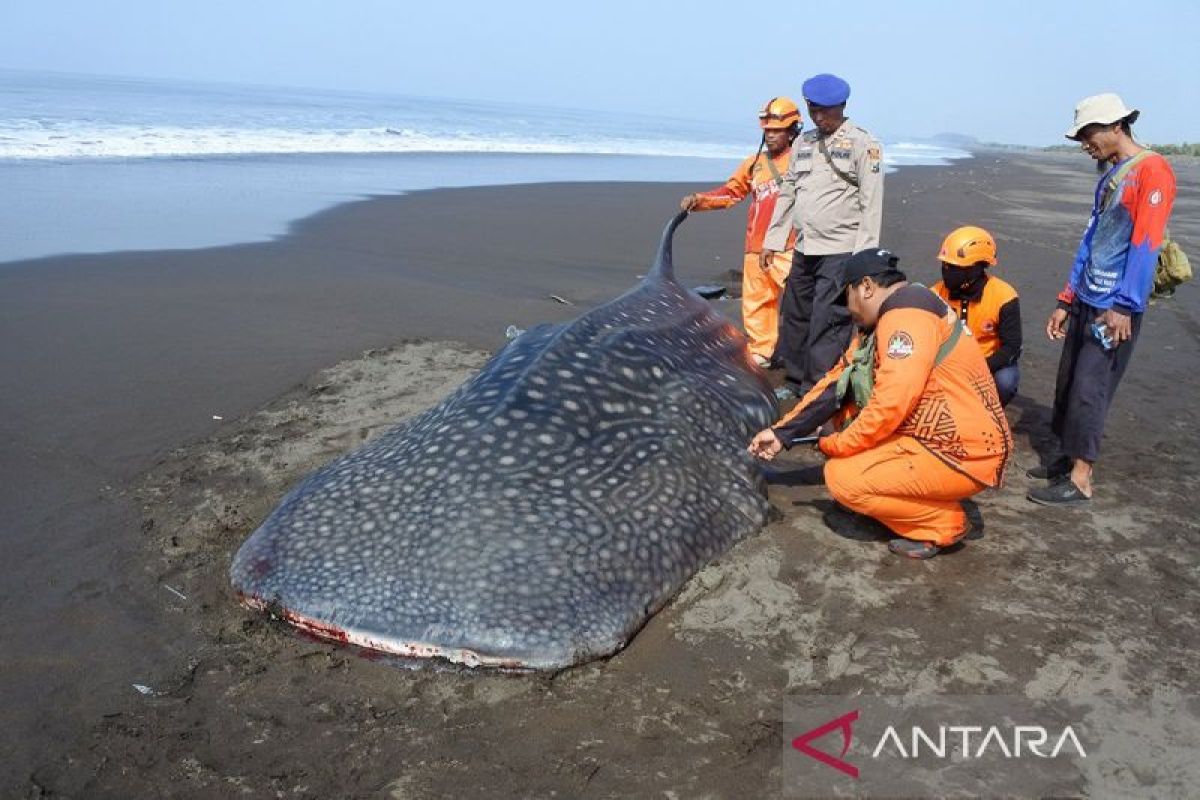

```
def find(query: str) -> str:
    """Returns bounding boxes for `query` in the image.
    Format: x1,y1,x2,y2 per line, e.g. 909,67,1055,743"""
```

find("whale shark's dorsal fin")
649,211,688,284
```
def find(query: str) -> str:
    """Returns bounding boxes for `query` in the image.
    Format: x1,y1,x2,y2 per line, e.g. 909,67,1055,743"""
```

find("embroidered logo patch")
887,331,914,359
1149,189,1163,206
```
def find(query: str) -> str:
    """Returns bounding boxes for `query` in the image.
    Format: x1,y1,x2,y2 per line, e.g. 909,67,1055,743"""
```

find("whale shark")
230,212,777,669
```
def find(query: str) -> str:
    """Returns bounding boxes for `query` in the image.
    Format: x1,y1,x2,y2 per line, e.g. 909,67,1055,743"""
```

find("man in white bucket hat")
1064,93,1141,143
1028,93,1176,507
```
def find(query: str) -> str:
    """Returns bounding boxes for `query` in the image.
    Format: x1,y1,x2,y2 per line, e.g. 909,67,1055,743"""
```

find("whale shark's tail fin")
650,211,688,283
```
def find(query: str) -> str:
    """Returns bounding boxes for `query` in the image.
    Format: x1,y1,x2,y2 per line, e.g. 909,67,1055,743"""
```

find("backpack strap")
1100,150,1153,211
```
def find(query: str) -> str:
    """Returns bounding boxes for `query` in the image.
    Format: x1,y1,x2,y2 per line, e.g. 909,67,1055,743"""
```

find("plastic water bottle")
1090,321,1116,351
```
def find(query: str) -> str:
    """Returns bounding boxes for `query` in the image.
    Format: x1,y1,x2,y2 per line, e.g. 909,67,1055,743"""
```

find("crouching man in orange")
681,97,800,368
748,249,1013,559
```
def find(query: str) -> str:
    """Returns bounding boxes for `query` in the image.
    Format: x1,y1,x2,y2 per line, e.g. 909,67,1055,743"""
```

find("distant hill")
928,132,981,148
921,133,1044,153
908,132,1042,153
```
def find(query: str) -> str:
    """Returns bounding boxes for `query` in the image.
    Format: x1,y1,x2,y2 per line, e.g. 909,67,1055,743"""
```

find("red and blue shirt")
1058,152,1176,313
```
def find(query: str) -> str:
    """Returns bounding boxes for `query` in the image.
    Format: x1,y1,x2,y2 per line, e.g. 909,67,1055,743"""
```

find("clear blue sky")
3,0,1198,145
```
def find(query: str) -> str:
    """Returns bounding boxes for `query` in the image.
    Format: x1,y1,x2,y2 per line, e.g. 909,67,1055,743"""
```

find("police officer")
761,73,884,401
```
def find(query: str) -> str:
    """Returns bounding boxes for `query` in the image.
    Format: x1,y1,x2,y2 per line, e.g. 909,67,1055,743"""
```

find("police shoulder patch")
887,331,914,359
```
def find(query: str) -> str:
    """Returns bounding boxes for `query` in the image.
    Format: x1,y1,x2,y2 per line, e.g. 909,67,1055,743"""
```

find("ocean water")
0,70,971,263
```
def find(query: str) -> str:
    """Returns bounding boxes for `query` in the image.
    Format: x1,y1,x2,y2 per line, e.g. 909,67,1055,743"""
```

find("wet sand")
2,153,1199,797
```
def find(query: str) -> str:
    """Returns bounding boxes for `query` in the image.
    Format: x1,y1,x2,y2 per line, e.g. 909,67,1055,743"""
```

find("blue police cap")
802,73,851,107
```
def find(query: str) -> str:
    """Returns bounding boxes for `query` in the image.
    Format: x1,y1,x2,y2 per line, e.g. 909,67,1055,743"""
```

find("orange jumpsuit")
774,285,1012,545
692,151,797,360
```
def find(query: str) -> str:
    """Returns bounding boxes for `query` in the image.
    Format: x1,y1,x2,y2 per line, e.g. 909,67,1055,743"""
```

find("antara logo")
792,710,1087,778
792,710,859,778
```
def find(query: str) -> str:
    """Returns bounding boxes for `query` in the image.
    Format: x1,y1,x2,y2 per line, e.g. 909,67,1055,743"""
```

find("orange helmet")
759,97,801,130
938,225,997,267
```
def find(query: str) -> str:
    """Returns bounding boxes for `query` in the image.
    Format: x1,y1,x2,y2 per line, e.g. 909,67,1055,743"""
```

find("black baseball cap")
833,248,902,305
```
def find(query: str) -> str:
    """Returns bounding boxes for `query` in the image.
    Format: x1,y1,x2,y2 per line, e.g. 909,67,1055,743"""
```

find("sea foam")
0,71,970,166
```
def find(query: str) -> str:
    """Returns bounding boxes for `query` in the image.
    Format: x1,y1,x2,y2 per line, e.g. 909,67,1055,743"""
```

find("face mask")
942,265,986,297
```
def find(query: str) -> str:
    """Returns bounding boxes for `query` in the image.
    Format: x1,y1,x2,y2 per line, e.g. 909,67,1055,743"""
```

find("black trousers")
777,251,854,392
1051,299,1142,463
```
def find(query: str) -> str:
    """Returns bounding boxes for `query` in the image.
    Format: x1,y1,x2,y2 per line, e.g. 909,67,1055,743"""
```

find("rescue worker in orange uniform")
748,249,1013,559
930,226,1022,405
681,97,800,367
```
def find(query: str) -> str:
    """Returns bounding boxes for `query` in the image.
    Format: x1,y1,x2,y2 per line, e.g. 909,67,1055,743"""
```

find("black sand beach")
2,153,1199,797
